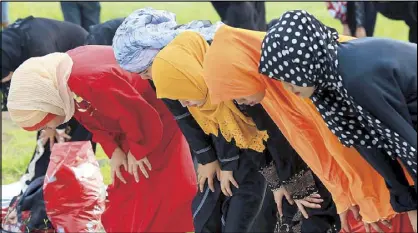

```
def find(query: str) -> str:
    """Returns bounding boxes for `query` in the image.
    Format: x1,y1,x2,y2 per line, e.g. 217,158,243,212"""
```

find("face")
139,67,152,80
234,91,266,106
40,115,65,130
179,99,205,108
281,81,315,98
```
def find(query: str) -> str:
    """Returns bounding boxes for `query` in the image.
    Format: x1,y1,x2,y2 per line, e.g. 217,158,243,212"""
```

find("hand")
355,27,367,38
220,170,239,197
364,220,392,233
340,205,362,233
127,151,152,182
197,160,221,193
273,187,294,217
342,24,351,36
40,127,71,149
110,147,128,184
295,193,324,219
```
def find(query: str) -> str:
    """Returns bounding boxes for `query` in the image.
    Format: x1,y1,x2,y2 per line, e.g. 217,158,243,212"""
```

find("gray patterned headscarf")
112,7,223,73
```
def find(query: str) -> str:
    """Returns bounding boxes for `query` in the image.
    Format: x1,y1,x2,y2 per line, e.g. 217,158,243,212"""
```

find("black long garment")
374,2,417,43
238,103,341,233
84,18,125,46
148,81,274,232
337,37,417,212
211,1,266,31
1,16,95,188
346,1,377,37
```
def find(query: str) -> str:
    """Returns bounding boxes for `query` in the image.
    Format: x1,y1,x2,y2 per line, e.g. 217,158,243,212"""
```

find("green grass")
2,2,409,185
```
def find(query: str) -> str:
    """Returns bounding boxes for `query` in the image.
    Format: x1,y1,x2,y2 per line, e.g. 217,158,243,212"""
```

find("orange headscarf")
152,31,268,152
203,25,396,222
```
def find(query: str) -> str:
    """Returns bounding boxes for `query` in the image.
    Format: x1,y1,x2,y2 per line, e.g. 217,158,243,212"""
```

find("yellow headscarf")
152,31,268,152
7,53,75,129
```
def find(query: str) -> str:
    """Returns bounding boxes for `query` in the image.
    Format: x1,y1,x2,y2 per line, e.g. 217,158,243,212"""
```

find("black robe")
146,80,275,232
338,37,417,212
238,103,341,233
211,1,266,31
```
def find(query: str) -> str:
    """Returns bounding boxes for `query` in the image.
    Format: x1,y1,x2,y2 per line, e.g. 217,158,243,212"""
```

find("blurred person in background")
1,16,95,193
326,1,377,38
211,1,266,31
60,1,101,31
2,1,9,28
374,1,417,43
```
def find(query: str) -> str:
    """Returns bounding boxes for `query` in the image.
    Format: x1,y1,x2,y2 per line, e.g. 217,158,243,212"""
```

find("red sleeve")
92,130,118,158
80,71,164,160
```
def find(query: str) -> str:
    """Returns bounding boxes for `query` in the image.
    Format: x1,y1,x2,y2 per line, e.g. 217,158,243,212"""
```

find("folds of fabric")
203,25,397,222
152,31,268,153
102,130,196,232
65,45,196,232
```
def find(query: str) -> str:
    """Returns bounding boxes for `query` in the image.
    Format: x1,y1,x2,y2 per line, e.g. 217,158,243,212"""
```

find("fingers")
111,168,115,185
128,160,133,174
208,176,215,193
299,199,321,209
296,201,309,219
139,162,149,179
225,181,233,197
276,196,284,217
49,135,55,150
115,167,127,184
199,177,206,193
216,169,221,181
132,163,139,183
230,177,239,189
350,205,362,221
370,222,384,233
310,193,321,198
381,220,392,229
221,181,231,197
304,196,324,204
62,133,72,140
283,190,294,205
143,158,152,171
340,212,351,233
122,159,128,172
364,222,371,233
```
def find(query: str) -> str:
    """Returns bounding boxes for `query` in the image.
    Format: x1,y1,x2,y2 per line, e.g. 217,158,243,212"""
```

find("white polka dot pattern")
258,10,417,174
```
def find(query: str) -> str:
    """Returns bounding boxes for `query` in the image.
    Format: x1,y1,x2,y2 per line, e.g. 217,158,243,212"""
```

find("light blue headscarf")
112,7,223,73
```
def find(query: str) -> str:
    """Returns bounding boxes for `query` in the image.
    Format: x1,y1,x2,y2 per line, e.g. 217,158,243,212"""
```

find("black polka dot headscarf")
259,10,417,174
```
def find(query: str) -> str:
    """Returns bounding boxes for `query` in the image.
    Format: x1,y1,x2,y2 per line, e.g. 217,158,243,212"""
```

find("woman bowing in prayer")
258,10,417,231
202,21,413,232
149,31,341,233
112,8,278,232
6,45,197,233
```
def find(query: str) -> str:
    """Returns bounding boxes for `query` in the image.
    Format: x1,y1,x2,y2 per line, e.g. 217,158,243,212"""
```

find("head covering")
259,10,416,167
152,31,268,152
7,53,75,130
203,24,399,222
112,7,223,73
204,25,268,104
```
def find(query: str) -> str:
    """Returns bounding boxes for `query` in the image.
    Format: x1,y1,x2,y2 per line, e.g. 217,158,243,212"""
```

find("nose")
235,99,244,105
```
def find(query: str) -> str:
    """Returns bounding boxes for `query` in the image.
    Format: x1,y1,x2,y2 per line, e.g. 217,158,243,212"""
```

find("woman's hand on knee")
220,170,239,197
127,151,152,183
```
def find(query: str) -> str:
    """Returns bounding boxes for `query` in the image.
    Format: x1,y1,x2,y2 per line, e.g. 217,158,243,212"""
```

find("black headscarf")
258,10,416,174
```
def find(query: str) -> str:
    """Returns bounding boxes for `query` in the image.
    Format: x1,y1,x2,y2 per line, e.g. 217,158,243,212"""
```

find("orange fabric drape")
203,25,398,222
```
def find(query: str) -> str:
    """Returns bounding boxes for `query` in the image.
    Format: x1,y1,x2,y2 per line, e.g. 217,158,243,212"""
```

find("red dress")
66,45,197,232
